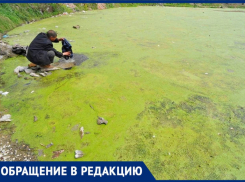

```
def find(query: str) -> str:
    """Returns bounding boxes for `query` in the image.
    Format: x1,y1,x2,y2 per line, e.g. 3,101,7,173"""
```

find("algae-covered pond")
1,6,245,179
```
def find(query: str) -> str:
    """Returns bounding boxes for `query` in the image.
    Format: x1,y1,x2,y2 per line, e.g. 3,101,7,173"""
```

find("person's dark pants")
47,50,55,64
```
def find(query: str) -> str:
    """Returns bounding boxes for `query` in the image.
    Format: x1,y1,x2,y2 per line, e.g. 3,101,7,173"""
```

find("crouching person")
26,30,71,69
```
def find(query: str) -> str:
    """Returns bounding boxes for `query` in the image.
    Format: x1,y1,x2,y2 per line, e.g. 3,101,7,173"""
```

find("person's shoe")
28,63,37,68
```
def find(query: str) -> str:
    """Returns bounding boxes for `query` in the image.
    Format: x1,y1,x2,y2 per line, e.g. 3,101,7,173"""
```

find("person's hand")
63,52,71,56
58,38,65,41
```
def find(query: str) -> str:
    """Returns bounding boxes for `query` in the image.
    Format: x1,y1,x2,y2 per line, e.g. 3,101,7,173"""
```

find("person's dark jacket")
26,33,63,65
62,39,73,60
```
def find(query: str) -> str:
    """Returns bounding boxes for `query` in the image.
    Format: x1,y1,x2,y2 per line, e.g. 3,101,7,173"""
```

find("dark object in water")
34,116,38,122
73,54,89,66
52,149,64,159
52,61,75,69
46,142,53,148
12,45,27,56
97,117,108,125
73,25,80,29
75,150,83,159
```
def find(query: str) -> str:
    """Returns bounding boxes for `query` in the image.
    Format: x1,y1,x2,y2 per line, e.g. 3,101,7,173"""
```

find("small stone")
38,150,43,156
30,73,40,77
44,72,52,76
24,68,35,74
52,149,64,159
80,127,84,139
73,25,80,29
230,127,234,130
97,117,108,125
205,73,208,75
14,66,21,74
34,116,38,122
39,73,46,77
74,150,83,159
46,142,53,148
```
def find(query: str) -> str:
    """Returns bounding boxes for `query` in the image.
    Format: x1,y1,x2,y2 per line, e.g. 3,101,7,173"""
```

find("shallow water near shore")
1,6,245,179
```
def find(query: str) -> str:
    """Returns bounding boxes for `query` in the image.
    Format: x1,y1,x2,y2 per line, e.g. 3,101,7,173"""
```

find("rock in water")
74,150,83,159
39,73,46,77
46,142,53,148
14,66,27,74
30,73,40,77
97,117,108,125
0,114,11,122
14,66,21,74
73,25,80,29
80,127,84,139
38,150,44,156
52,149,64,159
44,72,52,76
1,92,9,96
24,68,35,74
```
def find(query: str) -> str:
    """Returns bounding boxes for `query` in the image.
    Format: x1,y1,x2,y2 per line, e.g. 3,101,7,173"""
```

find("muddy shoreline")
0,41,38,161
0,122,37,161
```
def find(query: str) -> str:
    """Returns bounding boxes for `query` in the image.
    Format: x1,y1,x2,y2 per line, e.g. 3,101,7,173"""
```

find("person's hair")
47,30,57,38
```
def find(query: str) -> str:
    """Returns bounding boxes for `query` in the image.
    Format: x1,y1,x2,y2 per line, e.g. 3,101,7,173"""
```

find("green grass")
1,6,245,180
0,4,72,33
